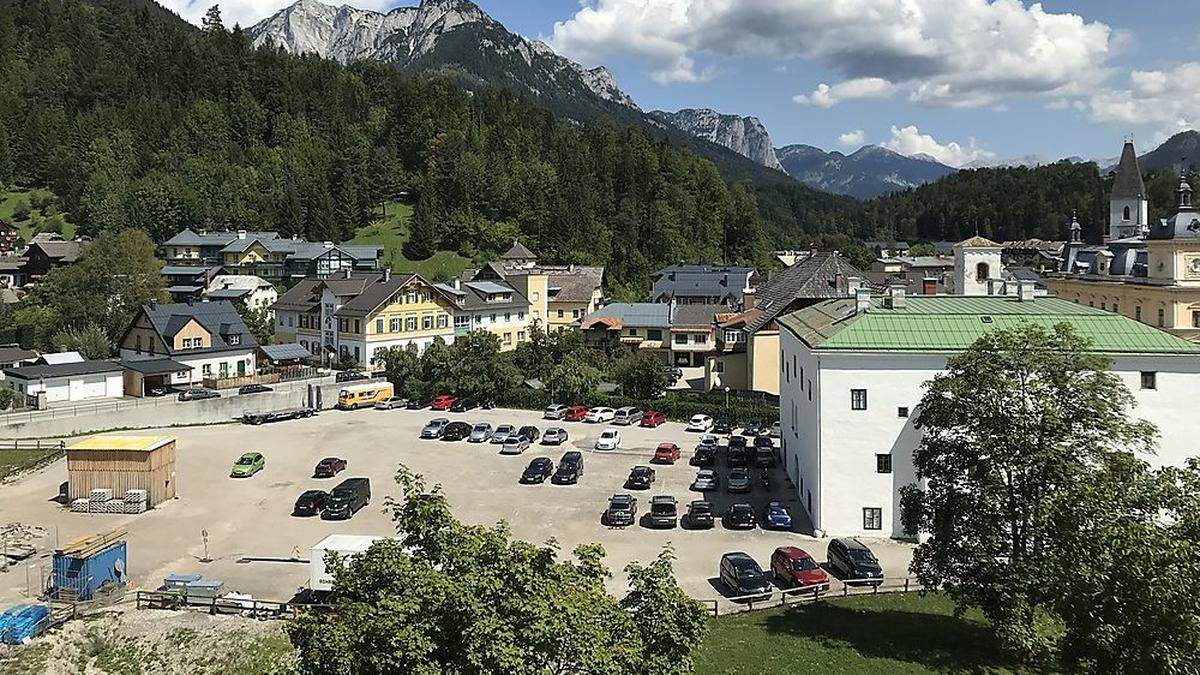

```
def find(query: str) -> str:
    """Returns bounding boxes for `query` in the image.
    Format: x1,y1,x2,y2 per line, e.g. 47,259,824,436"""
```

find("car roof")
562,451,582,459
318,457,341,462
656,442,677,448
722,551,756,565
730,503,752,511
632,465,651,472
300,489,325,497
610,493,633,502
775,546,811,560
530,457,552,464
689,500,712,508
651,495,675,503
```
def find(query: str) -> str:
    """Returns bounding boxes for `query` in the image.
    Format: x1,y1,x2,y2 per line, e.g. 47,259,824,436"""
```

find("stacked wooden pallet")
57,528,126,558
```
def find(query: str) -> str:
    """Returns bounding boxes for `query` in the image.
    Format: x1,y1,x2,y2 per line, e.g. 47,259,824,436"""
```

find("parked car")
335,370,368,383
742,420,766,436
691,445,717,467
491,424,516,444
145,386,174,398
713,416,735,435
584,407,615,423
594,429,621,451
652,442,681,464
727,467,752,493
697,434,719,448
827,538,884,586
726,503,757,529
430,394,456,411
292,490,329,517
685,500,715,529
770,421,781,438
645,496,678,528
230,452,264,478
728,435,748,451
754,435,775,452
179,387,219,402
501,436,532,455
449,398,478,413
517,425,541,442
613,406,642,426
639,410,667,428
324,478,370,520
719,552,772,600
441,421,472,441
406,396,432,410
691,468,719,491
543,404,569,420
754,437,776,467
375,396,408,410
771,546,829,592
520,457,554,484
727,442,751,468
603,494,637,526
564,404,591,422
625,465,656,490
468,423,494,443
686,414,714,432
664,366,683,385
238,384,273,395
552,451,585,484
313,457,347,478
542,427,569,445
420,418,450,439
763,502,793,530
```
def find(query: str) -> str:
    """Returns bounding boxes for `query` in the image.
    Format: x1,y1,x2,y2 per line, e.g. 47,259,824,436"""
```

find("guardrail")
134,590,333,618
702,577,927,617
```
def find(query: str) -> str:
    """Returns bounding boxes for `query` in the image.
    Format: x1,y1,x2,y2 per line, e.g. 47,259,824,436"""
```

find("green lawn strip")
696,592,1021,675
0,188,76,241
346,201,470,281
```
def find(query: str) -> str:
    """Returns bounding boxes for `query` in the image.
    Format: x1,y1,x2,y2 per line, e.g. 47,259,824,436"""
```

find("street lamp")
723,385,731,433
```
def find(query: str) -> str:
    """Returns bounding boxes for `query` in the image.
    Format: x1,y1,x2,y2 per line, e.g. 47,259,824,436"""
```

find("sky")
170,0,1200,168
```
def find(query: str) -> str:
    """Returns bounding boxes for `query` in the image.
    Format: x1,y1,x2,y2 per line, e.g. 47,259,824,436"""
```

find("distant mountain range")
1123,131,1200,173
648,109,782,171
775,144,956,199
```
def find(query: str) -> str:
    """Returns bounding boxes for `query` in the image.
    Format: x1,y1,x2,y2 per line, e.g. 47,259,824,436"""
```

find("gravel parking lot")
0,406,913,610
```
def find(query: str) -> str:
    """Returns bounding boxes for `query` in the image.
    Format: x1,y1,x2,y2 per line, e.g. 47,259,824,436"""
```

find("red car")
640,410,666,427
430,394,456,411
770,546,830,592
563,404,591,422
652,442,681,464
313,457,347,478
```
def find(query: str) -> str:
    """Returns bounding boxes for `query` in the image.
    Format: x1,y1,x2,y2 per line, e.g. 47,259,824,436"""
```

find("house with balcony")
580,302,721,370
435,275,535,351
118,300,258,394
162,229,382,285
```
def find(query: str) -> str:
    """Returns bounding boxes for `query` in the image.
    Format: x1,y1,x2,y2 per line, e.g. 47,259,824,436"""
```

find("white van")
613,406,643,426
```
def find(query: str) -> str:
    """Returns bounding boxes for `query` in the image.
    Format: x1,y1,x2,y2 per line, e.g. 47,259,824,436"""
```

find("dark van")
324,478,371,520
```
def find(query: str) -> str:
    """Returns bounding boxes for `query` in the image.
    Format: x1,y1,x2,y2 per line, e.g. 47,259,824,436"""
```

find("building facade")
119,301,258,387
162,229,382,285
581,303,721,369
777,290,1200,538
3,361,125,404
493,241,604,331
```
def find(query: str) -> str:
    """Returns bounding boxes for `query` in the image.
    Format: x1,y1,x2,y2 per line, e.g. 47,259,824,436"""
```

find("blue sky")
190,0,1200,167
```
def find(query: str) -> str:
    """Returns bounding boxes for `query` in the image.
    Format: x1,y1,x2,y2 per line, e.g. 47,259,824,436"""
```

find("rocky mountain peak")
649,109,783,172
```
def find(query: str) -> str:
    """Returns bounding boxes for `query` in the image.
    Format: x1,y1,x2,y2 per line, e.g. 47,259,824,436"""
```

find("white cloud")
1087,63,1200,141
551,0,1113,107
794,78,896,108
837,129,866,149
883,125,995,167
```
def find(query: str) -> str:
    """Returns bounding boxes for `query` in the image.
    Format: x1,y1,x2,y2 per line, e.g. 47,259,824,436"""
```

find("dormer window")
228,334,241,346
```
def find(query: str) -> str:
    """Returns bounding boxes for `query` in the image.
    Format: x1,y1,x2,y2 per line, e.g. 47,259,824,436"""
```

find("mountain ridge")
776,143,957,199
649,109,783,171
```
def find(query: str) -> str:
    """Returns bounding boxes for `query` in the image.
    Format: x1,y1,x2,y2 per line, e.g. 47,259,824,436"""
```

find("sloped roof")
651,264,754,302
582,303,671,329
27,240,87,263
745,252,865,333
1111,141,1146,200
4,360,124,380
271,273,385,313
260,343,312,361
336,274,420,317
502,240,537,260
138,301,257,355
955,236,1001,248
778,295,1200,354
434,279,529,311
672,304,723,329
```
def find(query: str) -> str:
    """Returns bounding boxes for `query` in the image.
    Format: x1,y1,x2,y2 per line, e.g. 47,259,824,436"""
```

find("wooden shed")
66,436,177,508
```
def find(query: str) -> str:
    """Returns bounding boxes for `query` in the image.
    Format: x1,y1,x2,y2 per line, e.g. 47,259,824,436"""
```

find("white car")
697,434,719,448
543,404,568,420
770,421,781,438
594,428,621,451
686,414,714,432
584,407,616,423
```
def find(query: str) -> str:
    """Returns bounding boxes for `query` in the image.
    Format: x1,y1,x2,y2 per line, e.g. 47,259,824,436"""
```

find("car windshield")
732,505,751,515
602,431,615,438
473,425,488,431
236,456,255,465
497,426,513,433
651,503,675,514
730,469,749,479
690,503,711,514
793,558,819,571
610,500,631,509
737,567,762,578
507,437,525,444
849,549,877,563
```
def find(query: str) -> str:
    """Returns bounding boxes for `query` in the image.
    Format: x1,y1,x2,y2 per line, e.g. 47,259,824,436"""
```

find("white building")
1108,140,1149,242
118,301,258,390
3,360,125,404
204,275,278,313
951,236,1003,296
778,287,1200,538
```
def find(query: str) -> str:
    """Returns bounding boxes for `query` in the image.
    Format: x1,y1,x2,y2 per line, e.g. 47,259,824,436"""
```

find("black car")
441,421,473,441
323,478,370,520
827,538,884,587
292,490,328,517
754,437,776,467
742,420,765,436
727,438,750,467
520,457,554,484
238,384,273,395
645,496,678,529
145,386,173,398
691,445,717,467
713,416,735,435
685,500,714,529
517,425,541,442
335,370,368,383
406,396,432,410
728,435,748,451
725,503,757,529
450,398,478,413
625,465,656,490
719,552,772,600
552,451,585,484
603,494,637,526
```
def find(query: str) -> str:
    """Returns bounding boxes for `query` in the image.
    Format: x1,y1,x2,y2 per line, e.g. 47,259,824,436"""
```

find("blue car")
764,501,793,530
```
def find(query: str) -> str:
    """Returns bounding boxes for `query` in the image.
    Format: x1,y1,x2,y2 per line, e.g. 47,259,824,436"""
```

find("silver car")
501,437,531,455
468,423,493,443
374,396,408,410
542,427,569,445
420,418,450,439
727,467,752,493
691,469,720,491
491,424,516,444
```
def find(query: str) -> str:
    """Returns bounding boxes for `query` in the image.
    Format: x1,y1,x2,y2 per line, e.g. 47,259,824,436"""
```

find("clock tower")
1147,176,1200,286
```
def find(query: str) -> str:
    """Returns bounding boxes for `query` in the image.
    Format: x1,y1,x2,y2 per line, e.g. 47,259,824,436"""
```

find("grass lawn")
346,201,471,281
0,188,76,241
0,447,64,479
696,593,1022,674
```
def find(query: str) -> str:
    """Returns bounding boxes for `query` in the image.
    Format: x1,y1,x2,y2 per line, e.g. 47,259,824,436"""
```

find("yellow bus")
336,382,394,410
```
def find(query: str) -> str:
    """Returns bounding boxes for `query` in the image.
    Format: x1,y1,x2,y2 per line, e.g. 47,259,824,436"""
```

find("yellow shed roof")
67,436,174,452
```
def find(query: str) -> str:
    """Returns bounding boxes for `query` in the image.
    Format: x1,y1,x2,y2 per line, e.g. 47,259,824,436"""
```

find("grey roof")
671,304,723,329
651,264,754,303
260,343,312,361
138,301,257,356
205,288,250,300
465,280,513,295
336,274,420,317
1111,141,1146,200
584,303,672,329
271,273,385,313
120,357,189,375
1148,179,1200,241
501,240,537,260
746,252,866,333
164,229,280,247
0,346,36,364
27,240,86,263
167,285,204,294
0,257,27,271
161,265,218,277
4,360,124,380
546,267,604,303
436,279,529,311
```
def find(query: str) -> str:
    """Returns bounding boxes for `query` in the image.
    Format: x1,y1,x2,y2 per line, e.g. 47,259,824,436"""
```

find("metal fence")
134,590,333,619
703,577,928,617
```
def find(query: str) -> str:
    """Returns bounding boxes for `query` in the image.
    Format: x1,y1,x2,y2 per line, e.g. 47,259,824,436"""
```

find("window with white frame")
406,317,417,331
863,508,883,530
851,389,868,410
436,315,448,329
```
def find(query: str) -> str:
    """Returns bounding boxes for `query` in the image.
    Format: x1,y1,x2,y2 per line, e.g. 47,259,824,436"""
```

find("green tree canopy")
614,351,668,400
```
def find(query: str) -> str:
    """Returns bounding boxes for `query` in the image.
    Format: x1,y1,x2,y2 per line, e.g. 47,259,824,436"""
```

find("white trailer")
309,534,384,592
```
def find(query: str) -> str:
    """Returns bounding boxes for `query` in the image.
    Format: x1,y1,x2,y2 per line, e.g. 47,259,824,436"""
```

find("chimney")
922,278,938,296
846,276,862,295
382,269,391,282
453,278,461,290
855,288,871,314
1018,280,1036,302
743,289,757,310
323,241,334,248
343,268,352,280
237,230,246,239
884,285,905,309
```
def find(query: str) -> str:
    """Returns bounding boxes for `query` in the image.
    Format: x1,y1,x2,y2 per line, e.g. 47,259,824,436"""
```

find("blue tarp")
0,604,49,644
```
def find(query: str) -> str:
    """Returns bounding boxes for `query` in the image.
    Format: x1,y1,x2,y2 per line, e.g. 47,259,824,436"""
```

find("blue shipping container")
52,541,128,601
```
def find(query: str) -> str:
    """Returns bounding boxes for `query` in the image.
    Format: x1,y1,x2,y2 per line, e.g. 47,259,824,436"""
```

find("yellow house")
336,272,457,368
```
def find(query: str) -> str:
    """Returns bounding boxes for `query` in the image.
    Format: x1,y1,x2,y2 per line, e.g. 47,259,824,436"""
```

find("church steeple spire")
1177,174,1194,211
1069,211,1082,243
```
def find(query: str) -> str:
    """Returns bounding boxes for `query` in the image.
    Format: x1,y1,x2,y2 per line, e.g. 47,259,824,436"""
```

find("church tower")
953,236,1003,296
1108,140,1149,242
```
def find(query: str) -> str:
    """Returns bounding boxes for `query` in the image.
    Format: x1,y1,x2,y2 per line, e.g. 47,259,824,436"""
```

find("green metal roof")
777,296,1200,354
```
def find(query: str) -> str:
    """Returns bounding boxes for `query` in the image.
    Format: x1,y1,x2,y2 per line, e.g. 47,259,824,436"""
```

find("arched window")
975,262,990,283
1123,206,1131,221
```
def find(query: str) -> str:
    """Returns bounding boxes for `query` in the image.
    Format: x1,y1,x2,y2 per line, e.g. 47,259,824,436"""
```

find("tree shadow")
761,600,1016,673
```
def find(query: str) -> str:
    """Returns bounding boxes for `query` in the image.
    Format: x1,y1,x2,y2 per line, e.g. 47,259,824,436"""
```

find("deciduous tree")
614,351,668,400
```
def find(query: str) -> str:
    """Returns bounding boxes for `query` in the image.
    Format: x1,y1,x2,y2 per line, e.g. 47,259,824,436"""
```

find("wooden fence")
134,590,333,619
203,366,322,391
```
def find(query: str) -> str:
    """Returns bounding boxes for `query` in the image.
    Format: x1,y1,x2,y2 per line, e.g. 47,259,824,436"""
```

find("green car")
230,452,265,478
